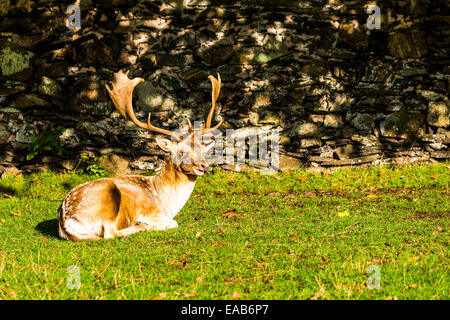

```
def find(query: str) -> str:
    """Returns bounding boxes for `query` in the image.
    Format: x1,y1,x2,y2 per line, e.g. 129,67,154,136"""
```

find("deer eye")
178,151,186,158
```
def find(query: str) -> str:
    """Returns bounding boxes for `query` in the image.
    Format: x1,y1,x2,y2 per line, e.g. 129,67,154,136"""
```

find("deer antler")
202,73,223,134
105,70,181,141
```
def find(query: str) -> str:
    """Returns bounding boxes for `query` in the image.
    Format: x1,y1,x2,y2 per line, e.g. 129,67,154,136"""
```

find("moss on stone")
380,108,426,139
0,46,34,76
0,0,33,16
427,101,450,127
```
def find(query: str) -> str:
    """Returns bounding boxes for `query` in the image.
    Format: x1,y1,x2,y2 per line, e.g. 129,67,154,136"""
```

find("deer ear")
156,137,176,152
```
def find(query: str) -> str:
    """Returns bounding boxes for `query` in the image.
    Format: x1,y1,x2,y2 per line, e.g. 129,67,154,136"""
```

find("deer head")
105,70,223,176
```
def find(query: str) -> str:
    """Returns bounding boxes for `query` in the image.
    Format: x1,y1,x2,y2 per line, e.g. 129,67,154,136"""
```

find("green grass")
0,162,448,300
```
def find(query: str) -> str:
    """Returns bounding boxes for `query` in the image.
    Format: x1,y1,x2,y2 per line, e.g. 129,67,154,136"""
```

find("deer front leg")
108,219,177,239
135,217,178,231
110,222,153,238
153,218,178,231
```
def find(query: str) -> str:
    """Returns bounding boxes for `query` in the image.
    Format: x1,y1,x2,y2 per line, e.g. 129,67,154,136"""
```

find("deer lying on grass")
58,70,222,241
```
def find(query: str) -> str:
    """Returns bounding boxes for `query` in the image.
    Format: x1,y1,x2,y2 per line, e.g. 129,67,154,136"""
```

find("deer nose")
201,164,210,172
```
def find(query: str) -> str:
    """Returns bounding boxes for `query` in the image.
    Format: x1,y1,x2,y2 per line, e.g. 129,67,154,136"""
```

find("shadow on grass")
35,219,59,239
0,185,17,197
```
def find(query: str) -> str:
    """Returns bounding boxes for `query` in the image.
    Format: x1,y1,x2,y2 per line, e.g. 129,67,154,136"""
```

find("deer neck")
157,155,197,186
152,156,197,217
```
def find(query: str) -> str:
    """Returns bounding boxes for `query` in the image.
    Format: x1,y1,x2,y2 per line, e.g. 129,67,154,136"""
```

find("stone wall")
0,0,449,175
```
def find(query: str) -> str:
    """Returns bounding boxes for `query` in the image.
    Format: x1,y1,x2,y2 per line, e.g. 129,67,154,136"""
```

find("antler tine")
209,114,223,130
105,70,181,141
145,113,182,140
183,114,193,133
203,73,222,134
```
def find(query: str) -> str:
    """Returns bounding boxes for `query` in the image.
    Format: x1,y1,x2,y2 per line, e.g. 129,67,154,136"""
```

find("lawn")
0,162,448,300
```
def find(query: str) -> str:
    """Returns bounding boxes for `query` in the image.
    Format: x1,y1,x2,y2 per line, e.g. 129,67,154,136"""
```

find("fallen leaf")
221,209,242,220
407,256,420,262
7,290,17,298
225,276,243,285
403,284,417,290
212,241,226,248
337,210,350,217
193,194,205,198
149,292,167,300
221,209,237,216
195,231,202,238
430,174,440,179
369,258,383,264
244,241,256,248
0,219,5,224
267,192,282,197
11,211,21,216
196,276,205,282
401,242,416,247
385,296,398,300
311,288,325,300
257,262,268,268
133,278,145,282
231,292,241,299
297,176,307,181
42,238,48,243
182,291,196,297
335,283,349,290
170,257,190,268
366,194,377,199
100,266,108,270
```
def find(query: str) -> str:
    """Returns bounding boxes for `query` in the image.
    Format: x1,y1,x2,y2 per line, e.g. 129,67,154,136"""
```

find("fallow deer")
58,70,223,241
